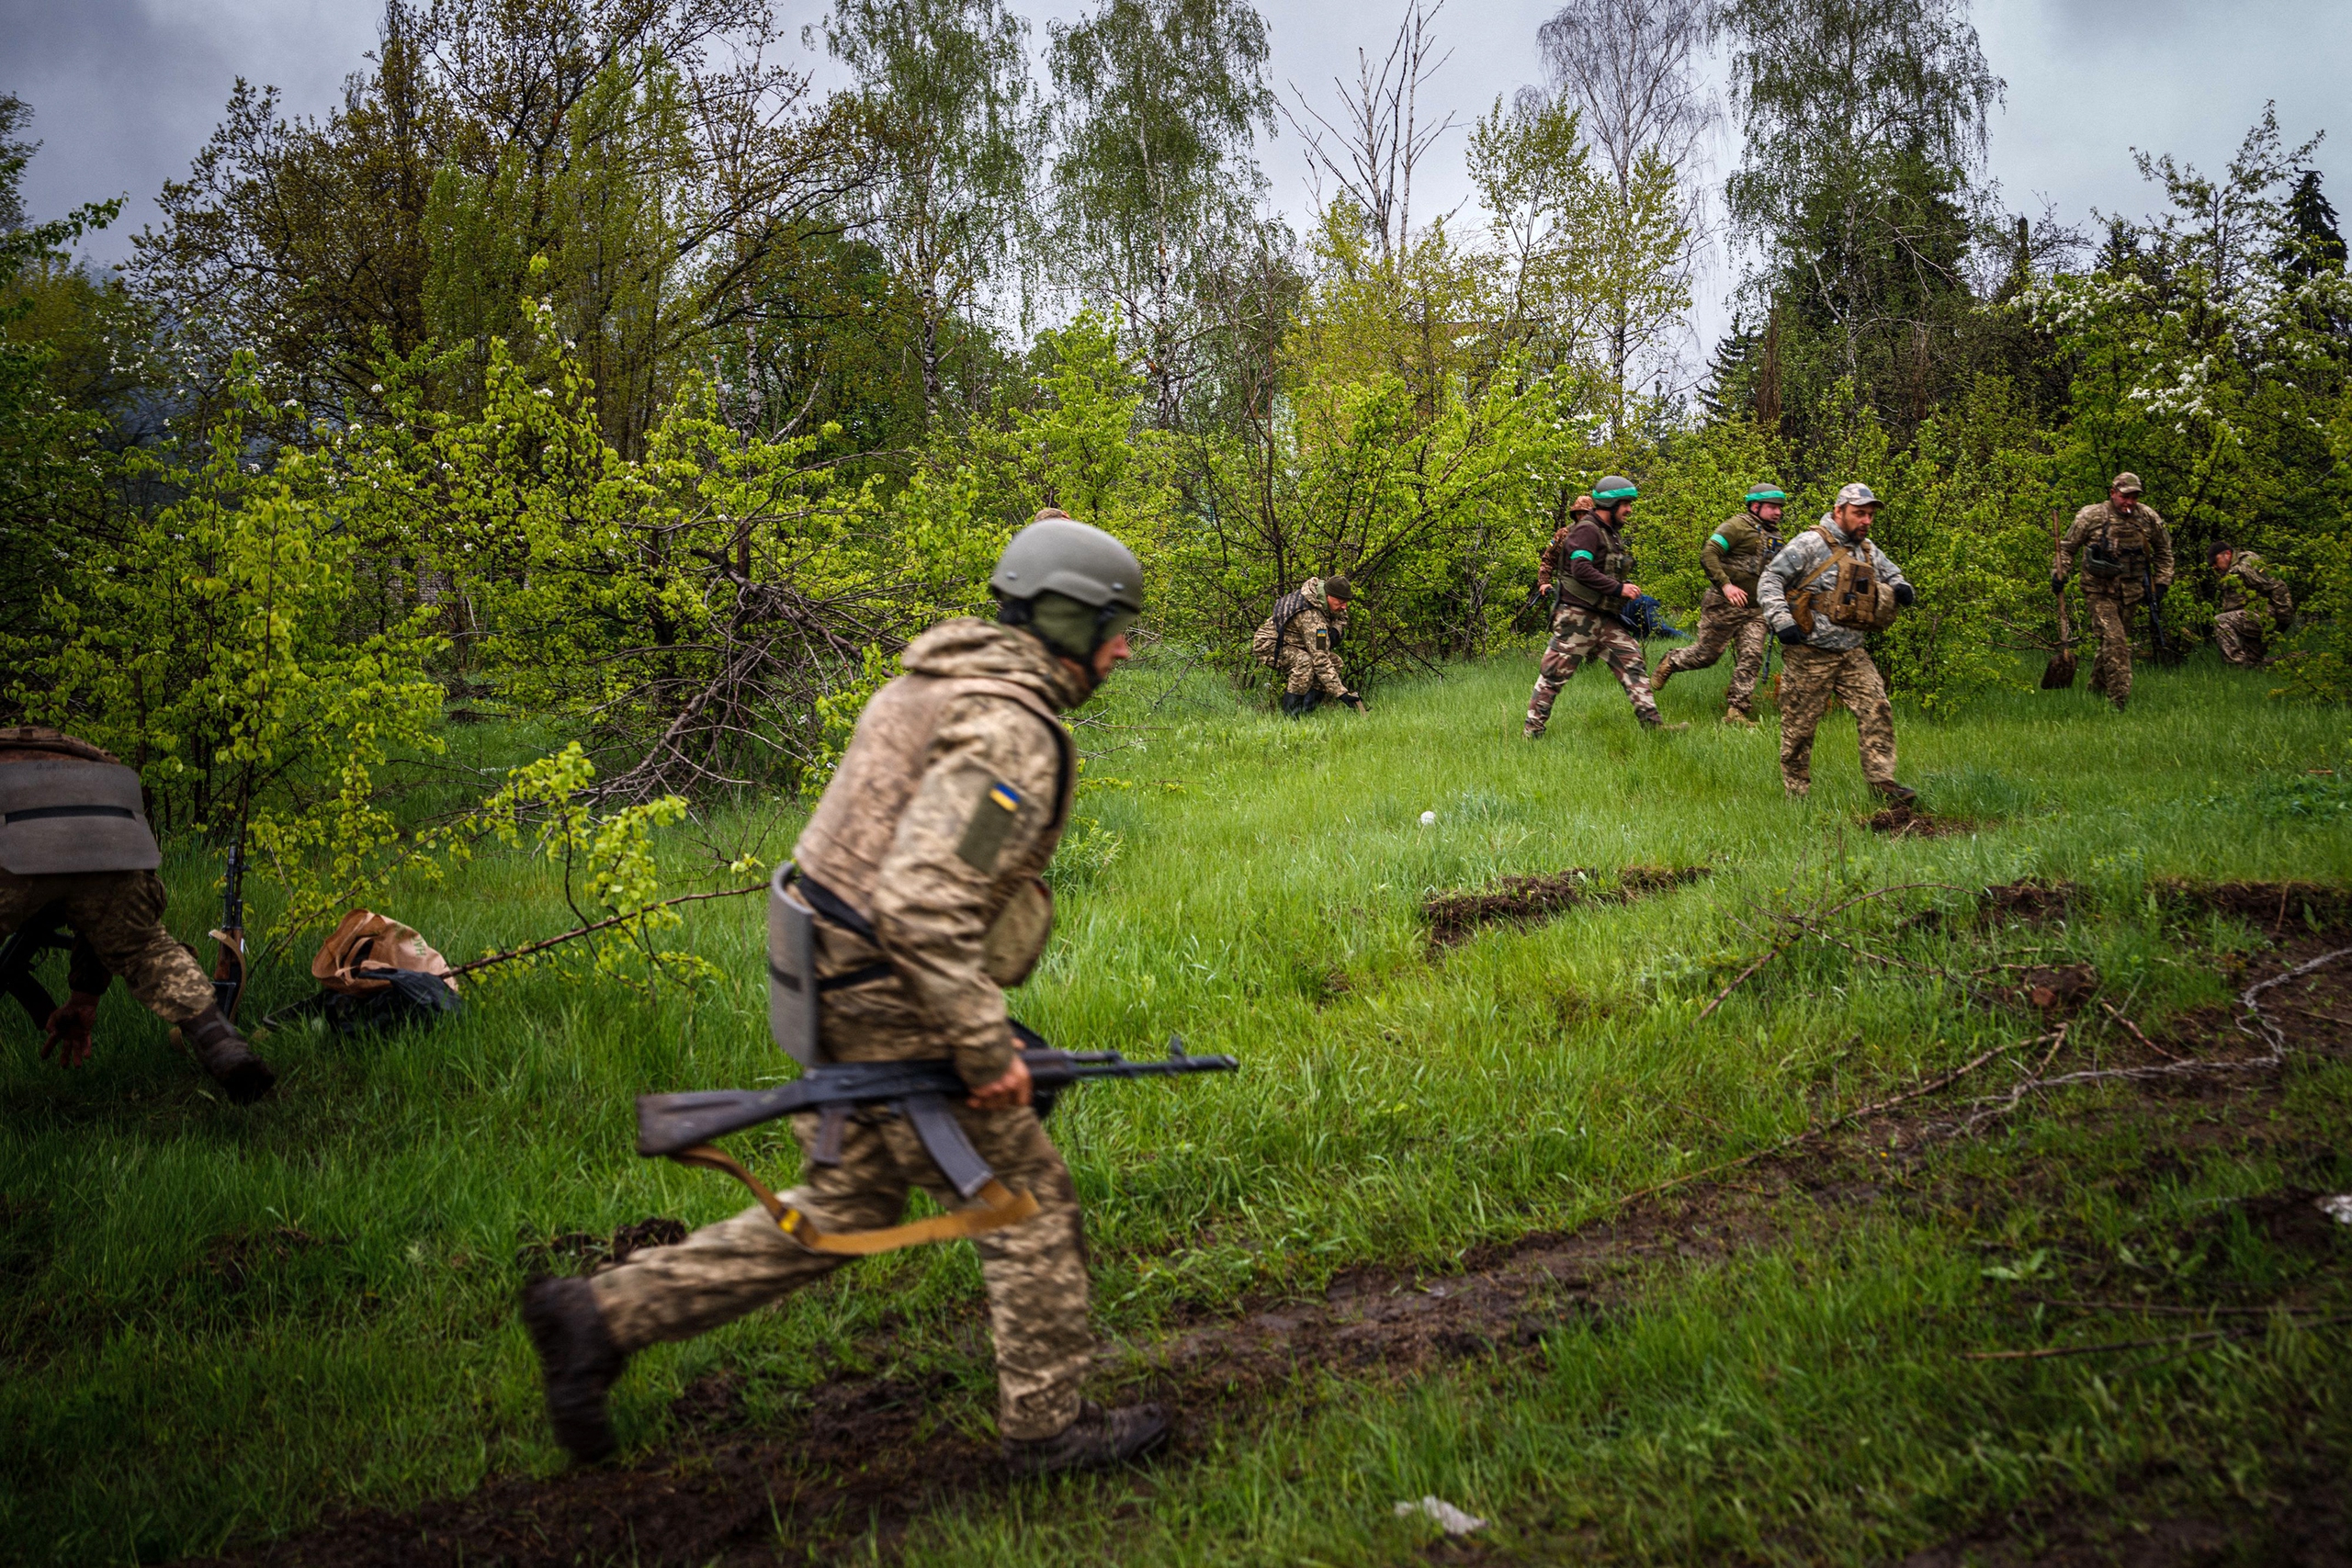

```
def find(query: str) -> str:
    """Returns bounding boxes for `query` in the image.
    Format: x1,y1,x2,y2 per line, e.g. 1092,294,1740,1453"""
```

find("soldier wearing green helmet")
1652,483,1788,725
1523,476,1679,735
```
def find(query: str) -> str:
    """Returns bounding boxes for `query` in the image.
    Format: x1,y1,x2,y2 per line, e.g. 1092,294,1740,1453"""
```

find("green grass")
3,643,2349,1563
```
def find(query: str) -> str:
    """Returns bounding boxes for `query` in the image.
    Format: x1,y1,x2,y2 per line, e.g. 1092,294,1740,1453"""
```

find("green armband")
1569,550,1594,562
1709,534,1730,551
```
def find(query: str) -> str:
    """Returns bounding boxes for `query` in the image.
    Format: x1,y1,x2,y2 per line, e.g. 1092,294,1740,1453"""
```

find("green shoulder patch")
956,780,1023,873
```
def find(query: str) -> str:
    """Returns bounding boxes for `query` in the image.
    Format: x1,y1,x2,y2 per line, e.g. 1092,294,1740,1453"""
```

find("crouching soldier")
1253,575,1365,716
523,512,1172,1477
0,727,274,1101
1652,482,1786,725
1524,478,1679,735
2210,542,2293,667
1758,484,1917,803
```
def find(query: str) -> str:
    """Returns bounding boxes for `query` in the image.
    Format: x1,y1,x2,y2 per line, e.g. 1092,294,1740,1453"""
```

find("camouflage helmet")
1593,476,1639,503
990,510,1143,612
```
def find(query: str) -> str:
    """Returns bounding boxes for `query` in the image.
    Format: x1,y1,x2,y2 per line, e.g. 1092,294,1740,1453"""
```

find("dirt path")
180,922,2352,1568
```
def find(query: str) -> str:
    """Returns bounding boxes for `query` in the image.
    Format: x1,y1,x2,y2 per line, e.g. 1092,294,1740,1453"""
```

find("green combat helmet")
1593,476,1639,504
1743,483,1788,504
990,510,1144,668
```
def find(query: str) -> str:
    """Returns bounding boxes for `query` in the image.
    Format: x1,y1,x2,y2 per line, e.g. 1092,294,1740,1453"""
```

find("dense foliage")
1,0,2346,937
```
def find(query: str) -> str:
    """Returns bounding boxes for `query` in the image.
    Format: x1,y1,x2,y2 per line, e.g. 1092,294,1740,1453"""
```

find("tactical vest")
2217,554,2267,616
1789,526,1899,635
2083,504,2153,581
0,757,164,876
793,673,1075,987
1559,525,1634,610
1716,514,1781,596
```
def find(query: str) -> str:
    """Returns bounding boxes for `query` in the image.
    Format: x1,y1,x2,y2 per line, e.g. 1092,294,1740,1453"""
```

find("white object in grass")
1419,810,1437,827
1395,1496,1487,1534
2320,1194,2352,1225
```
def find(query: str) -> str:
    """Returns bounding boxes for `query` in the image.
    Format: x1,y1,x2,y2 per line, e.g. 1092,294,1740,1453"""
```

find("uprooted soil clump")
1867,801,1971,838
1423,864,1710,948
2156,879,2352,933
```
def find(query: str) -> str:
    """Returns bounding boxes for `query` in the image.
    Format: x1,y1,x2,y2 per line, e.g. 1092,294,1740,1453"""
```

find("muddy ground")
179,893,2352,1568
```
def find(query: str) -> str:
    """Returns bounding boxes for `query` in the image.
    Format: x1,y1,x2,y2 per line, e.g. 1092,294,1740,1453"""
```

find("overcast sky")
6,0,2346,361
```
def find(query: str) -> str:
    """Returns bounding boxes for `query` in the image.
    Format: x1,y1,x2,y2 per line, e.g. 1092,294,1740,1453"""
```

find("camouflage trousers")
2213,610,2271,668
1525,606,1657,735
0,867,214,1022
1654,592,1769,714
1276,648,1342,698
589,1095,1092,1441
1778,645,1898,796
2084,592,2143,709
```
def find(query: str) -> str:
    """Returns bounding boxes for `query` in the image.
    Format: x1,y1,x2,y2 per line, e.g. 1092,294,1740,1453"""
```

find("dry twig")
448,883,766,978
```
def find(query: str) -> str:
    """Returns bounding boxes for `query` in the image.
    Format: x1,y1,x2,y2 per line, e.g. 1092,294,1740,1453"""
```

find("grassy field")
4,639,2350,1565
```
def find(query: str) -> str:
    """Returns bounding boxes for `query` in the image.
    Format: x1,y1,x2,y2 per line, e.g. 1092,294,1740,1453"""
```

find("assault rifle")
637,1029,1237,1157
2145,567,2180,665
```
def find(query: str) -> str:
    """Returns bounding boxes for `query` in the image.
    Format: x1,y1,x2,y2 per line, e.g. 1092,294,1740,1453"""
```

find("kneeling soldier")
1524,478,1679,735
1254,575,1364,716
1758,484,1917,803
2209,542,2293,667
0,727,273,1100
1652,482,1785,724
2052,471,2173,710
523,512,1172,1477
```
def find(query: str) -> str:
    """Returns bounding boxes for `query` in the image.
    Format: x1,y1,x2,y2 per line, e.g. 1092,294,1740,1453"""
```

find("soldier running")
522,512,1172,1477
2209,542,2294,668
1254,575,1364,716
1758,484,1917,803
0,727,275,1100
1524,478,1681,736
2052,471,2174,710
1652,482,1786,725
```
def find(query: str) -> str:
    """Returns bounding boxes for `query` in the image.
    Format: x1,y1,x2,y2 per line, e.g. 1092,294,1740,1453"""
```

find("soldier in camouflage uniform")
1758,484,1917,802
1652,483,1786,725
2208,542,2294,667
1524,479,1681,735
524,513,1170,1477
0,727,274,1100
2052,471,2174,710
1254,576,1364,716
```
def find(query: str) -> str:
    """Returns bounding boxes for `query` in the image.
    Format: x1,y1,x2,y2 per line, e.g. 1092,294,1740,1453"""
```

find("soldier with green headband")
1652,483,1787,725
1524,477,1679,736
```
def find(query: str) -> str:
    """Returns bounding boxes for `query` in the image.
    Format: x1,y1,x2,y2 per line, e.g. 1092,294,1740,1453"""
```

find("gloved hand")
41,992,99,1069
2050,574,2066,595
1341,692,1368,712
1776,623,1806,646
1894,582,1915,606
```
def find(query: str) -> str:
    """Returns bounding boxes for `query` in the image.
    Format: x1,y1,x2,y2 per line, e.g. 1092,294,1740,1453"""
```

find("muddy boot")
1003,1400,1172,1477
1872,783,1918,807
1649,658,1676,693
182,1006,275,1104
1721,709,1756,728
522,1276,627,1464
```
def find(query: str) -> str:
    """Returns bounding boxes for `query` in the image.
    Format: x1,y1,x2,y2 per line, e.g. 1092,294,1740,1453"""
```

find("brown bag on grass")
313,909,458,996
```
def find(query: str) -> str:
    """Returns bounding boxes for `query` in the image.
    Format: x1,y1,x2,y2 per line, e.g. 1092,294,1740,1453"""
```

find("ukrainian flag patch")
988,783,1021,812
959,779,1023,872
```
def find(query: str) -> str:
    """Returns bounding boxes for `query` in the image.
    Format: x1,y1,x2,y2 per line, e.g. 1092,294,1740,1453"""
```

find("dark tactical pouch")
267,968,463,1035
2084,518,2143,580
0,761,163,875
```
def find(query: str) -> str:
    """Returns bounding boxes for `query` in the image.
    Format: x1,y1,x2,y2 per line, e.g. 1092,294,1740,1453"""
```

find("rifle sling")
667,1138,1041,1257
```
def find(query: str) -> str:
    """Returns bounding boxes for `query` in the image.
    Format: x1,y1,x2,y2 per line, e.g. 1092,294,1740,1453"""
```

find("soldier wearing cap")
522,510,1172,1479
2052,472,2174,710
1523,478,1680,735
1653,483,1787,725
2208,541,2294,668
1252,575,1365,716
0,726,275,1100
1758,484,1917,802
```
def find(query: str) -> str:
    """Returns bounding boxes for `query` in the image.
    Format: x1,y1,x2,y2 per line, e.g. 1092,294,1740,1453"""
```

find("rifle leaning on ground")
638,1024,1237,1255
209,841,247,1022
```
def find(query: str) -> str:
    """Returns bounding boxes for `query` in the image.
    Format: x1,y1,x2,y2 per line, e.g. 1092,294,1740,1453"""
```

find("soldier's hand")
968,1053,1033,1110
1723,585,1748,607
2051,574,2065,595
1619,582,1640,600
41,993,99,1069
1776,623,1806,645
1894,582,1915,606
2152,581,2168,603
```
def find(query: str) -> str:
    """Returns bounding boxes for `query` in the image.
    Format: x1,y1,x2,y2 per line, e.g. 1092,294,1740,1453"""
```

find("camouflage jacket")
1758,517,1910,651
792,619,1087,1087
1259,579,1351,695
2057,500,2174,598
2217,551,2293,621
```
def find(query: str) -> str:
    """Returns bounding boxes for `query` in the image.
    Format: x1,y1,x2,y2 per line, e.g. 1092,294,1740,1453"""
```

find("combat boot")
1003,1399,1172,1477
1522,715,1546,739
1277,693,1299,717
181,1006,275,1104
522,1276,628,1463
1872,783,1918,807
1639,715,1690,733
1649,658,1675,693
1721,709,1756,728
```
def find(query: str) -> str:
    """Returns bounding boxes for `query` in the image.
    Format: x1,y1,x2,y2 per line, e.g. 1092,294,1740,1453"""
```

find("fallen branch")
2100,998,2183,1062
448,883,767,978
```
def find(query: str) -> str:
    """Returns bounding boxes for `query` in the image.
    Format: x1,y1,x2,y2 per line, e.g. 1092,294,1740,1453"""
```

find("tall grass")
2,644,2346,1562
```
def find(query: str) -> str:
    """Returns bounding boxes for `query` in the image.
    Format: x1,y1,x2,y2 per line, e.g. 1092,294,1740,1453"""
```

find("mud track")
181,920,2352,1568
1423,863,1710,948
